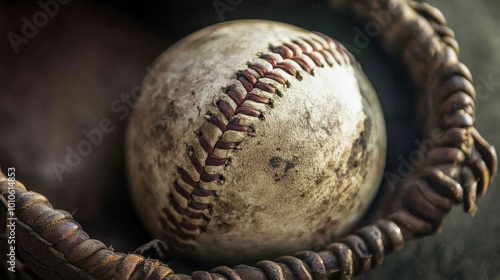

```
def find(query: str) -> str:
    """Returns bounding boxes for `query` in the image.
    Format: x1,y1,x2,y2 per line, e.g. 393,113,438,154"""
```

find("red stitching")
254,82,277,93
159,33,356,245
215,139,240,150
198,134,214,154
206,113,227,132
264,72,288,85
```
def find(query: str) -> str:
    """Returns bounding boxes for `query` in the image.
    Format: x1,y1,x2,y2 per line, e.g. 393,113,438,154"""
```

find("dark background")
0,0,498,279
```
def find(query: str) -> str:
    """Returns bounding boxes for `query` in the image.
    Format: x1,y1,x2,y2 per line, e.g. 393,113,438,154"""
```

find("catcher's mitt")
1,0,497,279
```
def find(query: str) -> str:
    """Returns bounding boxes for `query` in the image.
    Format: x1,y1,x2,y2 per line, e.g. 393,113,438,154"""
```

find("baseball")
126,20,386,266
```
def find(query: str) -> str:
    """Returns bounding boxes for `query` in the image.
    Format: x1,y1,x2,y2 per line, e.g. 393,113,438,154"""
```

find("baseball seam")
159,32,359,247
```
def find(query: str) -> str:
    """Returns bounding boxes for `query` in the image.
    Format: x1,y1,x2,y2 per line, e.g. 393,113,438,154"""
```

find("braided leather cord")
1,0,496,279
329,0,497,237
0,176,402,280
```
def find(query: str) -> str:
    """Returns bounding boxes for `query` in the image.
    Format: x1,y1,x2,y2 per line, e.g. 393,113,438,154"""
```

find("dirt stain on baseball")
166,100,179,120
268,156,299,182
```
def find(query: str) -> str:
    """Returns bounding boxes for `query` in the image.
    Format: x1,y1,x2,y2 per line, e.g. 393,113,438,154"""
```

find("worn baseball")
126,20,386,266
